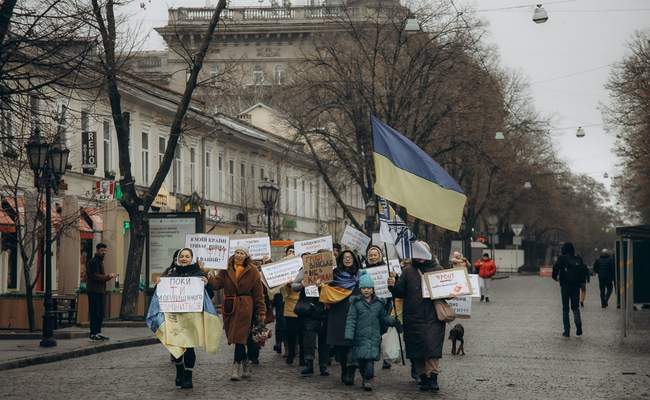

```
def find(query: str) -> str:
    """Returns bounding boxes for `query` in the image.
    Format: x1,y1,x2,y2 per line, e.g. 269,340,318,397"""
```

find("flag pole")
384,241,405,366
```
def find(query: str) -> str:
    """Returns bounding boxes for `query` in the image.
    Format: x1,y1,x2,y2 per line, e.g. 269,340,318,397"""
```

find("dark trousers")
234,334,259,363
357,359,375,381
303,319,329,367
334,345,355,368
561,285,582,333
599,279,614,306
87,292,104,335
285,317,304,362
172,348,196,369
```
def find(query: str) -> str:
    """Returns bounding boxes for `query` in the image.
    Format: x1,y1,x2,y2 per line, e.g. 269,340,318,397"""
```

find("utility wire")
477,0,576,12
531,64,614,85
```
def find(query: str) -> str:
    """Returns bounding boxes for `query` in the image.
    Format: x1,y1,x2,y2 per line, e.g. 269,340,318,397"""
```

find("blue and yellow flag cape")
371,116,467,232
146,290,223,359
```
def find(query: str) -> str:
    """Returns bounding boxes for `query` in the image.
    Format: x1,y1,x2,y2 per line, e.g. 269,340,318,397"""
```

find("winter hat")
232,245,250,258
359,270,375,289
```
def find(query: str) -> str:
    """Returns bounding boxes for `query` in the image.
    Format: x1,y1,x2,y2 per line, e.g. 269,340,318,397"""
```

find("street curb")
0,331,89,340
0,337,158,371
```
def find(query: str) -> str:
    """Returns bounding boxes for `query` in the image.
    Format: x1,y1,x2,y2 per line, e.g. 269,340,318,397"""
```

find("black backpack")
562,256,585,285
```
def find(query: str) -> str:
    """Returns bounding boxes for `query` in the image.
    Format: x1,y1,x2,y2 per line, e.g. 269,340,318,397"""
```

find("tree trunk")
22,255,36,331
119,209,146,319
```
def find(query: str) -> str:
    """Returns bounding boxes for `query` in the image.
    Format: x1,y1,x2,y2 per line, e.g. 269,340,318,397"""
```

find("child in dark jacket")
345,271,401,391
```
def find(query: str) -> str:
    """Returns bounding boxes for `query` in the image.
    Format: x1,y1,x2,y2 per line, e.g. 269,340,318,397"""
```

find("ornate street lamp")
25,133,69,348
364,198,376,234
532,4,549,23
258,179,279,239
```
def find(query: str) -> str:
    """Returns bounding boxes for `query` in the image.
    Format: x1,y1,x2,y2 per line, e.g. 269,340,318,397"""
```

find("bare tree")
89,0,227,318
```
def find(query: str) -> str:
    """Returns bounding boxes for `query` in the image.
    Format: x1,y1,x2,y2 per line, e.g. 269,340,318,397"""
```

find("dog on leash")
448,323,465,355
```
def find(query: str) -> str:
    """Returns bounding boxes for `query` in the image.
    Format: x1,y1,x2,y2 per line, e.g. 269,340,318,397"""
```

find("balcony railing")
168,5,384,25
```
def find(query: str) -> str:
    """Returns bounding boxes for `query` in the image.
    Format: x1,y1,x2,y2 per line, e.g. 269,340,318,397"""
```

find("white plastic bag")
381,327,400,361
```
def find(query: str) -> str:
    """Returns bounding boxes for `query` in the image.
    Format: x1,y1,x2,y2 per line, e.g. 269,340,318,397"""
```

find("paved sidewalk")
0,327,156,371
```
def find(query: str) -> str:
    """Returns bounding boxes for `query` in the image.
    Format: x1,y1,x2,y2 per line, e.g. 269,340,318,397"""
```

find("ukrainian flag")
146,290,222,359
372,116,467,232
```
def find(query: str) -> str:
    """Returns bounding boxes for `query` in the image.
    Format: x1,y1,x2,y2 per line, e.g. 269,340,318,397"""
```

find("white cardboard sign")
294,235,333,257
340,225,371,254
261,257,303,288
468,274,481,298
305,285,319,297
157,277,204,313
423,268,472,300
388,259,402,276
448,296,472,317
185,234,229,269
229,236,272,260
363,266,392,298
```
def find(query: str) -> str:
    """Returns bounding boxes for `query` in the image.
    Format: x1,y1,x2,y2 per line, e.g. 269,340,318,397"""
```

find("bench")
52,295,77,329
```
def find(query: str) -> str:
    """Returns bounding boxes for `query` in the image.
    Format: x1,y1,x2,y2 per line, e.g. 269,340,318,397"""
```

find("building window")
0,98,15,157
275,65,286,85
253,65,264,85
218,154,225,201
309,182,314,218
228,160,235,203
190,147,197,192
172,146,182,193
30,95,40,132
56,101,68,149
141,131,149,184
204,152,211,200
103,120,112,174
282,175,289,213
240,162,246,205
292,177,298,215
299,180,306,216
250,164,256,201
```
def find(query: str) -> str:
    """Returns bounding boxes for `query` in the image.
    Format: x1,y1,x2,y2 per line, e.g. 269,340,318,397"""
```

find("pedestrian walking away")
552,242,589,337
345,271,401,391
593,248,616,308
320,249,360,385
474,253,496,302
208,246,266,381
388,241,449,393
147,248,214,389
85,243,116,341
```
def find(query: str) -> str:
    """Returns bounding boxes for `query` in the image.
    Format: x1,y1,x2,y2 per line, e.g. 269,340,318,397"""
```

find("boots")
430,373,440,392
301,360,314,375
175,363,185,387
480,295,484,302
485,297,490,303
180,370,193,389
346,366,357,386
319,365,330,376
362,379,372,391
242,360,252,379
230,362,242,381
419,374,431,391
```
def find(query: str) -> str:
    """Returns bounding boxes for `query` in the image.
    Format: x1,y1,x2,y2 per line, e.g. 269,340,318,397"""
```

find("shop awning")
82,208,103,232
80,217,94,240
0,209,16,233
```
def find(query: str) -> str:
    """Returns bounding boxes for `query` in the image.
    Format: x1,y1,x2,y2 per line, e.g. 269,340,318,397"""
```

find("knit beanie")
359,271,375,289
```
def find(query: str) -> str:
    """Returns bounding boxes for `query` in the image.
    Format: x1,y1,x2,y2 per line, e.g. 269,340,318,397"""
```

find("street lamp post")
487,214,499,260
258,179,279,239
26,130,69,348
364,198,376,235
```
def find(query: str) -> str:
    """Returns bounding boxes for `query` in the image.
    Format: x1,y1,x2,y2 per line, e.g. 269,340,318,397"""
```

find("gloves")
394,320,404,334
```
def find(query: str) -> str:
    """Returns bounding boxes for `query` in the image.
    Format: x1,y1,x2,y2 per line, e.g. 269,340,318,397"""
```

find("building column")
57,195,80,294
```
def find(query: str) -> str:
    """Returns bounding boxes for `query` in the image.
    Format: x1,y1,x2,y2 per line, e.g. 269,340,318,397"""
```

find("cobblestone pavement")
1,276,649,400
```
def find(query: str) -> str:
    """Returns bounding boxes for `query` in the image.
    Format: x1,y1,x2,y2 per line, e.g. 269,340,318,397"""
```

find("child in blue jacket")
345,271,401,391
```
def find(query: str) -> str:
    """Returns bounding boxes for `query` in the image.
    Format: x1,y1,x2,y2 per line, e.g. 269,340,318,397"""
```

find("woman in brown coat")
209,246,266,381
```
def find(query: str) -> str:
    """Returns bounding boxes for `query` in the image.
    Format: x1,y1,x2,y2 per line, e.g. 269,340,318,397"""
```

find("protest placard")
302,251,335,286
363,266,392,298
448,296,472,318
157,277,204,313
388,259,402,276
261,257,303,288
185,234,229,269
468,274,481,298
305,285,320,297
340,225,371,254
229,236,271,260
423,268,472,300
294,236,333,257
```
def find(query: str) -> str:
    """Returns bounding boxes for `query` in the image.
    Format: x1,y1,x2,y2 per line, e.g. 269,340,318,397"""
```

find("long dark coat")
210,261,266,345
389,262,445,359
326,285,359,347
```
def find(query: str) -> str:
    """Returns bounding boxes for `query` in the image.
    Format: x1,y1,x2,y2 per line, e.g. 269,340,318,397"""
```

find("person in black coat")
552,242,588,337
593,248,616,308
159,248,211,389
388,241,446,393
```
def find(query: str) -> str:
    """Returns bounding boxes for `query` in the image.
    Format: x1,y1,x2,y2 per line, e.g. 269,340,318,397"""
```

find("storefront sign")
423,267,472,300
261,257,303,288
95,180,115,201
185,234,229,269
157,277,204,313
81,131,97,172
294,235,333,257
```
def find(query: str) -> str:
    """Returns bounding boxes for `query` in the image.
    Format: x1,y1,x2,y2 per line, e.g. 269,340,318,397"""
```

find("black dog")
448,323,465,355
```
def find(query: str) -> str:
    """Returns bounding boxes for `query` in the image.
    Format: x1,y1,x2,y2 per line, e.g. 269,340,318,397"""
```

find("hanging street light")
523,181,533,190
495,131,505,140
532,4,549,23
576,126,586,138
404,17,420,32
603,172,609,179
258,178,280,239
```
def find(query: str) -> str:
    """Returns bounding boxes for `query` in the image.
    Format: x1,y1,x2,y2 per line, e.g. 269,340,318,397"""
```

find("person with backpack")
552,242,588,337
593,248,616,308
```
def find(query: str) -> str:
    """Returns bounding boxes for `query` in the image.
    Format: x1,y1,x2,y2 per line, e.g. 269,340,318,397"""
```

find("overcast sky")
124,0,650,190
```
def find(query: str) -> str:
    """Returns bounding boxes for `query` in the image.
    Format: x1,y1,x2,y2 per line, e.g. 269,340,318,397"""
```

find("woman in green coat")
344,272,400,391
